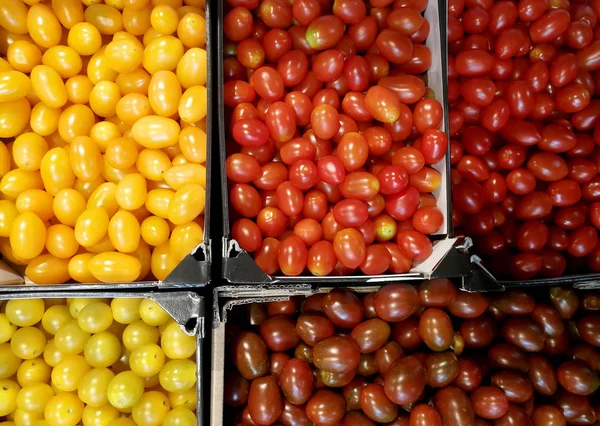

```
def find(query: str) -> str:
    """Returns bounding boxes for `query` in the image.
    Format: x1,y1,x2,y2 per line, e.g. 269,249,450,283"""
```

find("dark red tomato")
387,8,424,36
385,186,420,220
347,17,378,52
576,40,600,72
462,7,490,34
461,78,496,106
527,152,569,181
556,84,592,113
413,99,443,133
568,226,599,257
337,132,369,171
495,28,525,59
518,0,547,22
306,390,346,425
434,387,476,426
365,86,402,124
303,190,328,221
376,29,414,64
516,220,548,252
421,129,448,165
284,91,312,126
333,199,369,228
554,205,587,230
251,67,285,101
457,156,490,182
393,147,425,174
289,159,318,190
547,180,581,206
461,126,493,157
257,207,287,238
498,145,526,170
539,251,567,278
278,236,307,276
505,81,534,119
366,54,391,83
510,252,543,279
566,21,593,49
378,75,426,104
526,61,549,93
539,124,577,153
340,172,381,200
377,165,409,195
231,184,261,218
398,44,432,74
227,153,262,183
453,180,486,214
292,0,322,26
529,10,571,43
571,100,600,131
224,7,254,41
232,218,262,252
288,26,315,57
484,172,508,203
499,119,541,146
455,50,494,76
516,192,553,220
334,228,367,268
470,386,509,420
569,158,597,183
549,53,578,88
305,15,346,50
232,119,269,148
489,1,518,34
293,71,324,99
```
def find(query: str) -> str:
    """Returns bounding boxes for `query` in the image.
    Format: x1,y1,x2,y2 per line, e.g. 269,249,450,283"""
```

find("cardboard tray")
217,0,468,284
0,0,217,290
0,290,206,426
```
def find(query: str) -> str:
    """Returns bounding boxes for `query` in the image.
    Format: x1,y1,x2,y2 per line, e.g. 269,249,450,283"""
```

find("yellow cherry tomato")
148,71,181,117
107,371,144,409
10,327,46,360
105,38,143,74
163,407,196,426
0,380,20,417
87,182,119,217
58,105,97,142
176,48,206,90
115,94,151,126
7,41,42,73
89,252,142,282
0,98,31,138
42,46,82,79
115,173,147,210
0,71,31,102
45,393,84,426
67,22,102,56
122,6,152,36
0,170,44,198
82,403,119,426
78,368,114,407
17,383,53,413
53,188,86,227
140,216,169,246
69,298,108,319
145,189,173,218
17,357,51,386
74,207,109,247
131,391,170,426
122,320,158,352
142,36,183,74
41,305,71,335
158,359,196,393
178,126,206,164
111,298,142,324
0,314,15,344
16,189,54,221
87,47,119,85
67,253,98,283
0,200,18,237
13,133,48,171
31,65,67,109
30,103,61,137
177,13,205,48
84,332,121,368
0,343,20,380
27,5,62,48
168,184,204,225
51,0,84,29
0,1,29,34
84,5,124,35
45,224,79,258
160,322,195,359
13,409,42,426
6,300,45,327
169,221,203,261
131,116,180,149
10,212,46,260
150,5,178,35
51,355,91,392
139,299,169,326
40,147,76,196
89,81,121,118
43,339,65,367
136,149,171,182
129,344,164,377
108,209,140,253
65,75,94,104
178,86,207,124
115,68,151,95
54,320,90,355
164,164,205,190
70,136,103,182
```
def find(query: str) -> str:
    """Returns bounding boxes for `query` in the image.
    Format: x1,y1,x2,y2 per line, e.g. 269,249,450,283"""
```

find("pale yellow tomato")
136,149,171,182
0,343,20,380
13,409,43,426
168,184,204,225
30,103,61,137
0,200,19,237
84,5,124,35
148,71,181,117
51,0,84,29
16,189,54,222
0,98,31,138
78,368,114,407
10,212,46,259
107,371,144,409
177,13,205,48
43,339,64,367
53,188,86,227
81,403,119,426
178,86,206,124
41,305,71,335
131,116,179,149
107,419,136,426
7,41,42,73
105,38,143,74
150,5,178,35
69,136,103,182
10,327,46,359
129,344,164,377
87,47,119,85
69,298,108,318
5,299,44,328
142,36,183,74
158,359,196,393
65,75,94,105
89,81,121,118
115,173,147,210
77,303,112,334
0,314,15,344
167,389,196,411
51,355,91,391
31,65,67,109
122,320,158,352
17,357,51,386
45,224,79,258
27,5,62,48
87,182,119,217
0,1,29,34
115,68,151,95
108,209,140,253
84,332,121,368
45,393,84,426
42,46,82,79
0,70,31,102
54,320,90,355
160,322,195,359
122,6,152,36
89,252,142,282
40,147,76,196
175,48,206,90
115,94,151,126
140,216,169,246
74,207,109,247
169,221,203,261
13,133,48,171
131,391,170,426
163,407,196,426
68,253,99,283
112,298,142,324
0,380,20,417
17,383,53,413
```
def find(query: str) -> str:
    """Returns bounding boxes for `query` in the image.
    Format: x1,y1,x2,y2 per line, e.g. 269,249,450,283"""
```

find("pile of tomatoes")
449,0,600,279
0,0,207,284
225,280,600,426
224,0,449,276
0,297,197,426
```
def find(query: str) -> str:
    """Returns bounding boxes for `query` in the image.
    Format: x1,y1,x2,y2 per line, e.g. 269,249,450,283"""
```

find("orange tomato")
108,210,140,253
0,98,31,138
142,35,183,74
116,93,151,126
31,65,68,109
122,6,152,36
176,13,205,48
74,207,109,247
27,4,63,48
51,0,85,29
42,46,83,79
45,224,79,258
10,212,47,260
6,40,42,73
140,216,169,246
68,22,102,56
16,189,54,221
0,1,29,34
53,188,86,227
70,136,103,182
25,254,71,284
40,147,76,196
105,38,144,74
176,48,206,89
105,138,139,169
148,71,181,117
115,68,151,95
30,103,61,137
136,149,171,181
131,116,180,149
89,252,142,282
65,75,94,104
0,70,31,102
68,253,99,283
